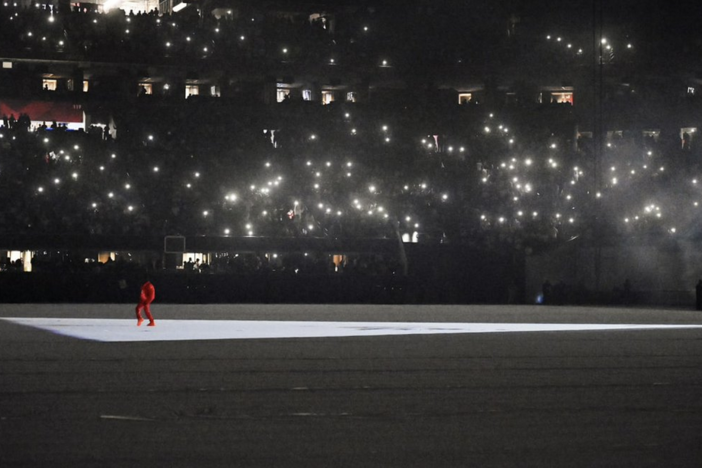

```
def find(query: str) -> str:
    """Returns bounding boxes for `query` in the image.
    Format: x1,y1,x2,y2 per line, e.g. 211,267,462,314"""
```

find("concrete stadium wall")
526,241,702,307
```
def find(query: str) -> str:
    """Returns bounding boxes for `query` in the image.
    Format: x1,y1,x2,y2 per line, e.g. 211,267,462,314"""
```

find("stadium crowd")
0,2,700,255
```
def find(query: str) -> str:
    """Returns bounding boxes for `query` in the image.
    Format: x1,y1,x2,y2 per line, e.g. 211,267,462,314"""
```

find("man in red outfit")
136,279,156,327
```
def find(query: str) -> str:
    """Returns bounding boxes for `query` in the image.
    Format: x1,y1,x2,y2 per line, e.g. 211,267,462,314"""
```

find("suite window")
277,88,290,102
139,83,153,95
185,85,199,98
322,90,334,105
42,79,57,91
550,92,573,104
458,93,472,104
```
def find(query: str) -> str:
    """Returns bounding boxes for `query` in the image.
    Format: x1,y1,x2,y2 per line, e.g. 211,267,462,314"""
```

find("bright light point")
369,185,376,193
525,159,532,166
37,187,44,192
484,127,491,133
203,211,209,216
54,178,60,184
310,135,317,140
153,167,159,172
99,166,105,171
111,154,116,159
128,206,134,212
91,203,97,208
224,229,230,235
186,183,192,188
550,143,557,149
72,173,78,179
671,227,676,233
125,183,130,189
148,135,154,141
108,192,114,198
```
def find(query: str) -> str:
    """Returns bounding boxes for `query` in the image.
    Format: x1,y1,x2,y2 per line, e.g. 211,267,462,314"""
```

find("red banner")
0,100,83,123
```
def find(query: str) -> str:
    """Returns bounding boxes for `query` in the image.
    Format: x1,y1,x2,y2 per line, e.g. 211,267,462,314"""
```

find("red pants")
136,301,154,322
